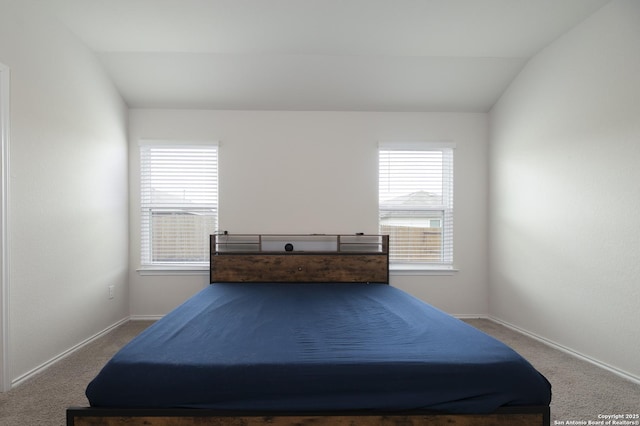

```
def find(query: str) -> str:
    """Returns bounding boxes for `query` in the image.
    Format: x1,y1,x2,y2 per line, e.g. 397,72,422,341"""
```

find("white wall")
129,110,489,317
490,0,640,380
0,0,129,384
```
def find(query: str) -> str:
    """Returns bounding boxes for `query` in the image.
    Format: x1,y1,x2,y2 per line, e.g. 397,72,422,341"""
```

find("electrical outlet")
108,285,114,299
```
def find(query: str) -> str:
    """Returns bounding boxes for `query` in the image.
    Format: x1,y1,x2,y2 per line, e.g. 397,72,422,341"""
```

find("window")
378,142,454,269
140,141,218,268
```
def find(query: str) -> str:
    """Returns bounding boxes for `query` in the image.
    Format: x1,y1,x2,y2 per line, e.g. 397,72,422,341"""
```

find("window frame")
378,141,456,273
138,140,219,273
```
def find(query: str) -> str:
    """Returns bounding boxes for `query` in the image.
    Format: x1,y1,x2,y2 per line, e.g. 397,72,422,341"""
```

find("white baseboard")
11,316,130,389
454,314,489,320
489,315,640,386
11,312,639,391
130,315,163,321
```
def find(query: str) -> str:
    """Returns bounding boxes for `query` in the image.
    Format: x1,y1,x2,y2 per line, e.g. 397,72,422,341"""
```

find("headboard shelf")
210,234,389,284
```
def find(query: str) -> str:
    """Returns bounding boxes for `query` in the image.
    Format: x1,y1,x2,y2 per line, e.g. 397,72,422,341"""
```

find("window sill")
137,266,209,276
137,265,458,277
390,265,458,276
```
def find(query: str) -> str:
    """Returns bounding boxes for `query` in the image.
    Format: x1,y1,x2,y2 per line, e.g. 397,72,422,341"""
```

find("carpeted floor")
466,319,640,425
0,318,638,425
0,320,153,426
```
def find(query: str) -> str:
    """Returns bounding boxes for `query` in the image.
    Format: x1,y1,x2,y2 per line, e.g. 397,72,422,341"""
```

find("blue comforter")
86,283,551,413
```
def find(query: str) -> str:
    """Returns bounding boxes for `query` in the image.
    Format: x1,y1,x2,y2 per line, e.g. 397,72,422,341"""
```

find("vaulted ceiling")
36,0,610,111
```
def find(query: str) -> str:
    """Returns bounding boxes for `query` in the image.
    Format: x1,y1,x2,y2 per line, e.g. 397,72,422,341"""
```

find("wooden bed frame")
66,234,550,426
67,406,550,425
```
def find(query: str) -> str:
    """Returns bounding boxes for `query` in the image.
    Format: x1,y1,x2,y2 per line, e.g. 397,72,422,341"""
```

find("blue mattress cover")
86,283,551,413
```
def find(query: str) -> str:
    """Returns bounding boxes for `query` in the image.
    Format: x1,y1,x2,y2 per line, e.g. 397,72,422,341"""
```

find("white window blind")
140,141,218,267
379,142,454,268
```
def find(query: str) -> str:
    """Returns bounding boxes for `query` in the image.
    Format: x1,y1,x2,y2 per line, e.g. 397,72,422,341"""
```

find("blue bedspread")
86,283,551,413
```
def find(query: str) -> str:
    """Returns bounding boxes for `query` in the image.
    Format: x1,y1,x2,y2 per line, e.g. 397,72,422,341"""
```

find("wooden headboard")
210,234,389,284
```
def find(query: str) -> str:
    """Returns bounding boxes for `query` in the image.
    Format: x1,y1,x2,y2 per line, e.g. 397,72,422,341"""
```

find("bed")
67,234,551,426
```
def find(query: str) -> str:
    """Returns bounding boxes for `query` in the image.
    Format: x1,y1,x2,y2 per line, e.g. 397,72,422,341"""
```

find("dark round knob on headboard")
284,243,294,252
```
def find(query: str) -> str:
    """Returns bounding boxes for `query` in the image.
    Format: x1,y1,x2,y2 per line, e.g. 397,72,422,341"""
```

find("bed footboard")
67,406,550,426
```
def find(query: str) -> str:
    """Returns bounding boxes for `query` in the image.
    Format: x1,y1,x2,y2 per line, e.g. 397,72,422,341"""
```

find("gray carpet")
0,319,638,425
466,319,640,424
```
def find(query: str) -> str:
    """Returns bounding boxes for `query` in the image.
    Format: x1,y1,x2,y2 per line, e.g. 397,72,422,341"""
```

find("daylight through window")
379,142,454,269
140,141,218,267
